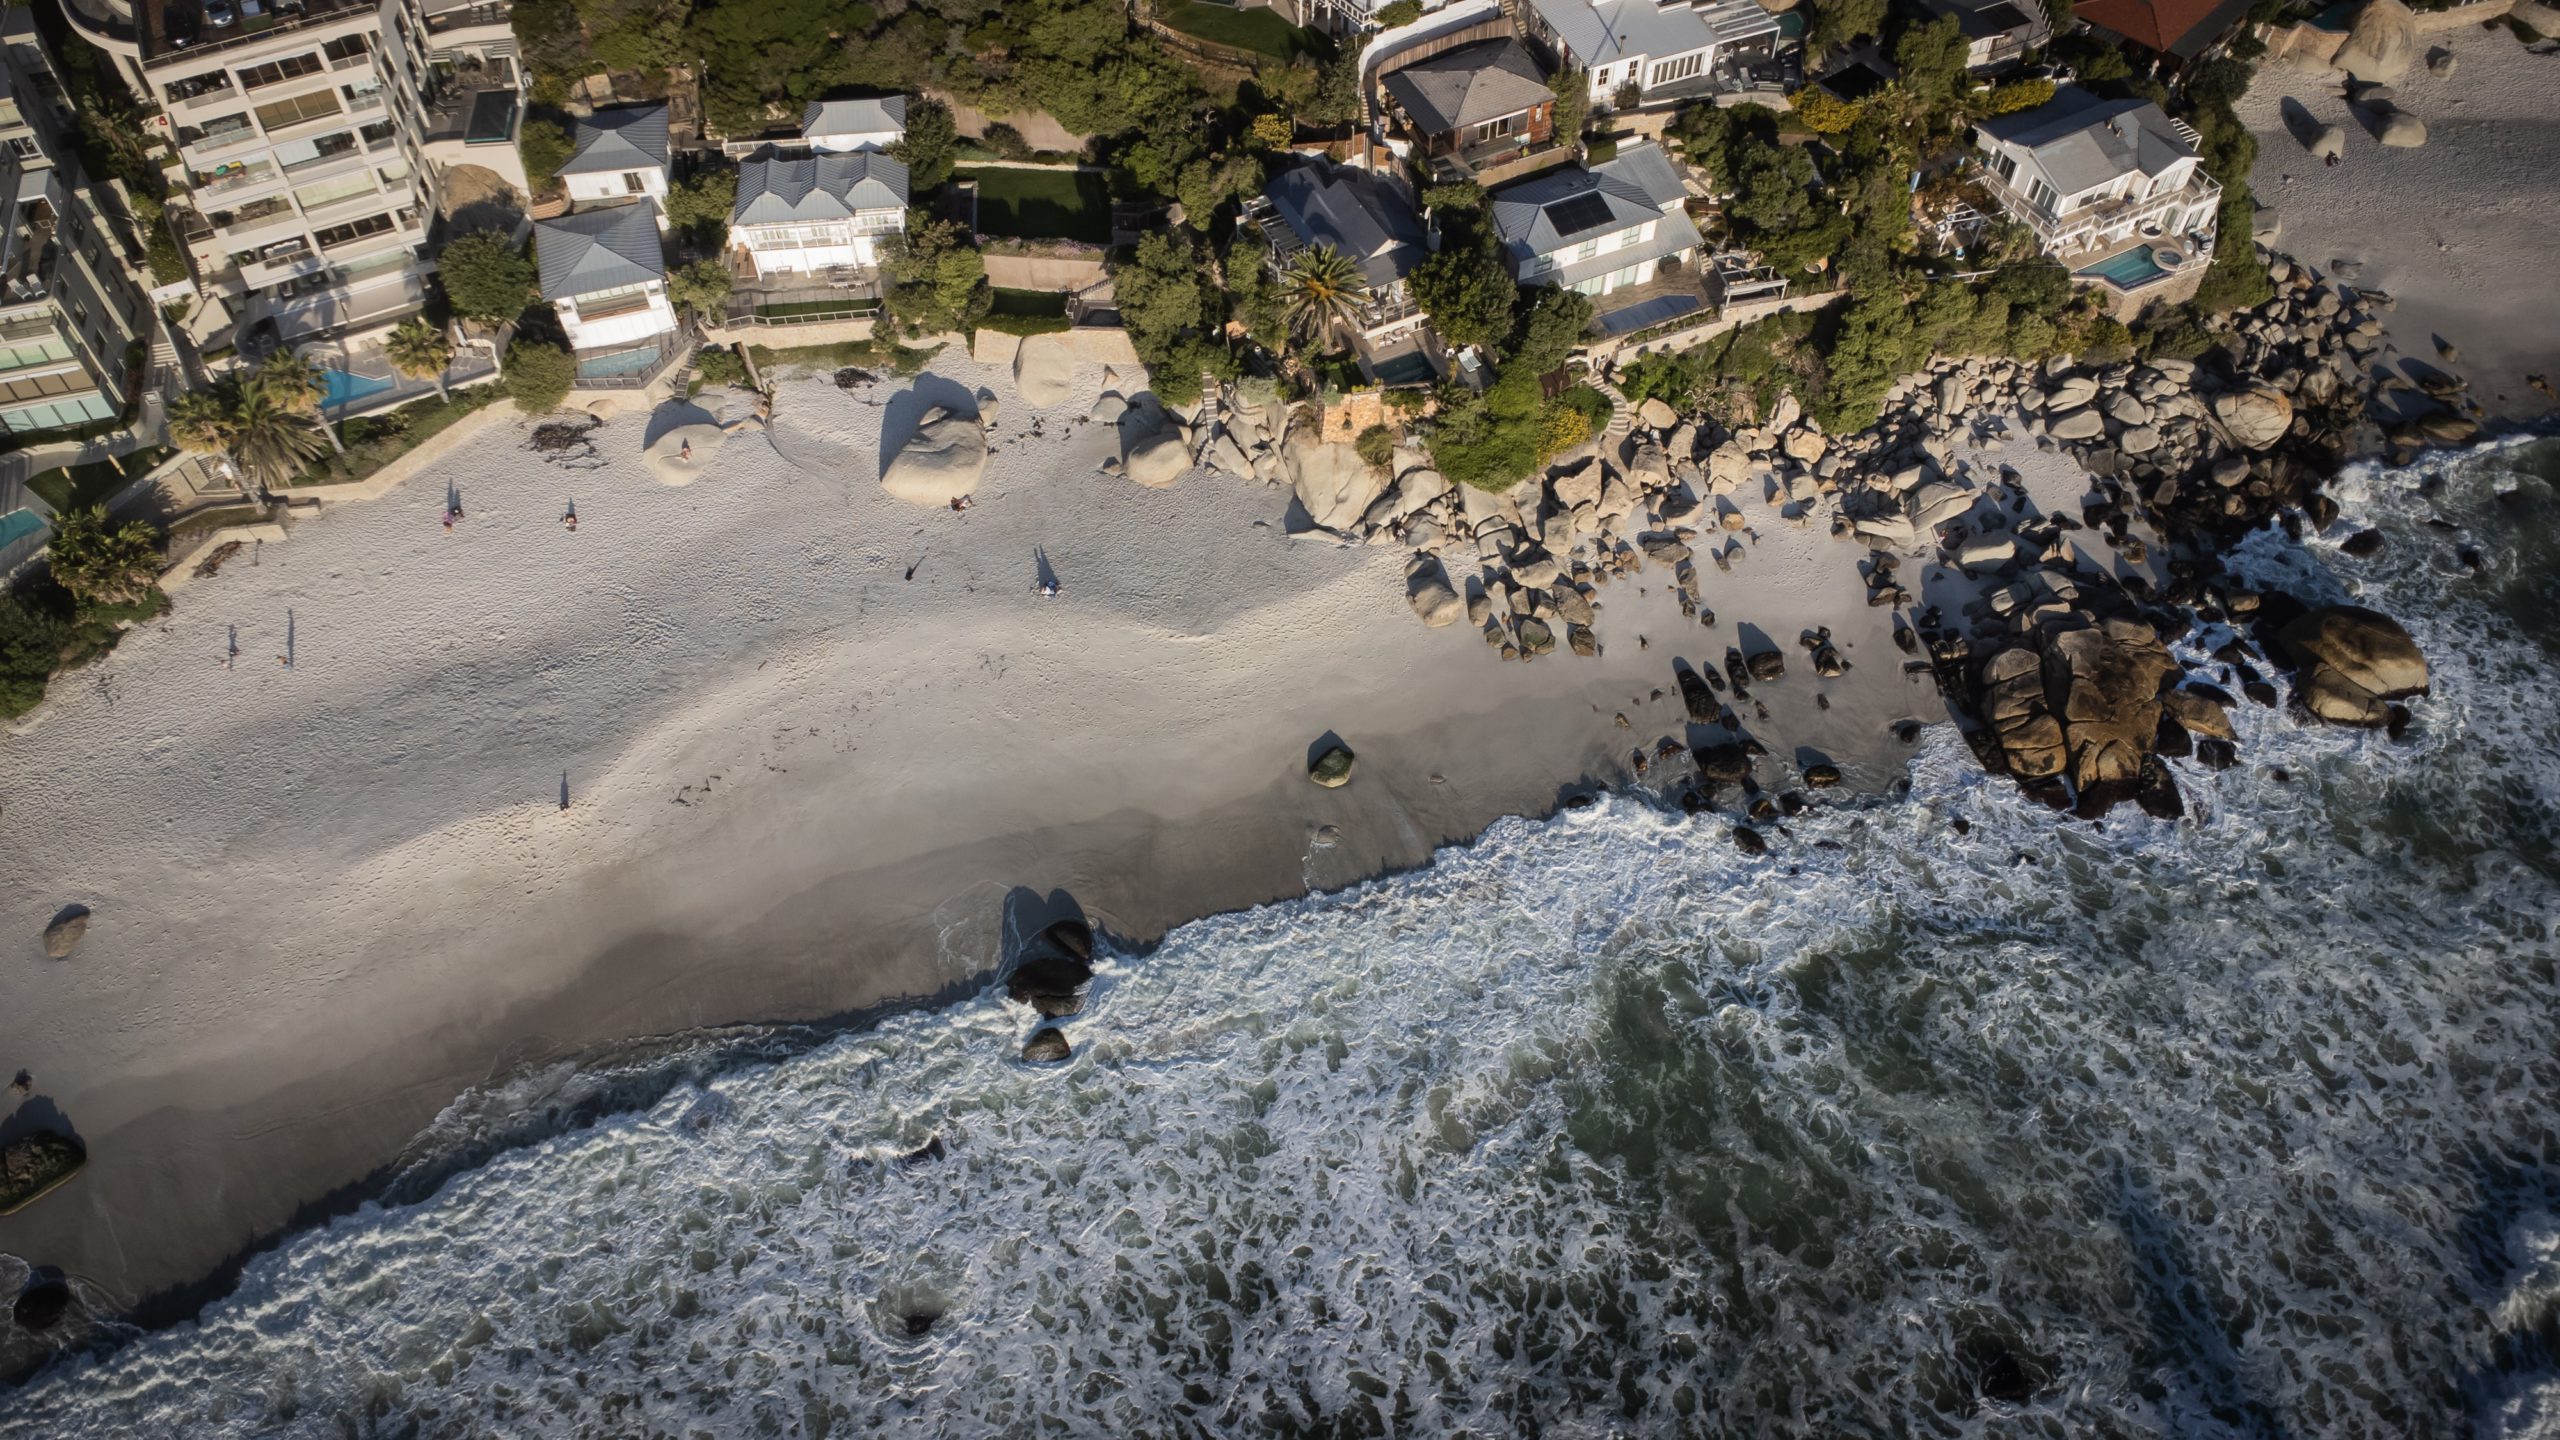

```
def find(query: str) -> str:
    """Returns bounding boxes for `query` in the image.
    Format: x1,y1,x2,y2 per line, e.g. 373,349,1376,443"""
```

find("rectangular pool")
0,508,47,549
2078,247,2172,290
321,368,397,411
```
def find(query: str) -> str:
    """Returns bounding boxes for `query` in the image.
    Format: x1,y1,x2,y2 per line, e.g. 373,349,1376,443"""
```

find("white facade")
64,0,528,344
734,216,901,275
1973,90,2222,261
1488,141,1702,299
555,282,676,353
1521,0,1719,105
564,164,666,210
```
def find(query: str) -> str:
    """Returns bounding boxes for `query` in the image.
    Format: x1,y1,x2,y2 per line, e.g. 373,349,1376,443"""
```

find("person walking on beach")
442,506,455,533
562,500,579,532
223,625,238,670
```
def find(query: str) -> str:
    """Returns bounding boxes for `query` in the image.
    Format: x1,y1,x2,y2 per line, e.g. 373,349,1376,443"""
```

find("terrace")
134,0,379,68
1974,165,2221,258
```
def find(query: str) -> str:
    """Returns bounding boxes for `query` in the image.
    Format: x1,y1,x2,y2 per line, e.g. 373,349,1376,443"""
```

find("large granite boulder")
2309,124,2346,163
1013,335,1077,409
1405,556,1464,627
1288,438,1389,530
1309,740,1357,787
2375,109,2427,148
42,907,87,959
2213,386,2294,450
2278,605,2429,725
2046,620,2180,803
2335,0,2416,81
879,405,987,504
1981,646,2066,780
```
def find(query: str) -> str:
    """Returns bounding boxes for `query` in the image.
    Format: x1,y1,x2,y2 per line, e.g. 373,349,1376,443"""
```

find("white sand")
0,344,1937,1309
2237,26,2560,419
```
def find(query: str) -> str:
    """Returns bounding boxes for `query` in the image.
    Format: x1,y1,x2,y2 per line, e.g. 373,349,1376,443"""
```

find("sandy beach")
0,341,1963,1313
2237,24,2560,421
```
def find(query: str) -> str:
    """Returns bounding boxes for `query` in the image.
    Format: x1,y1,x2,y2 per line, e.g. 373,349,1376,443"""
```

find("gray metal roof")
1696,0,1783,44
800,96,908,140
1526,0,1716,68
1263,162,1428,291
534,203,664,300
1489,140,1695,272
1977,86,2195,197
733,152,910,225
1381,39,1551,135
558,103,670,177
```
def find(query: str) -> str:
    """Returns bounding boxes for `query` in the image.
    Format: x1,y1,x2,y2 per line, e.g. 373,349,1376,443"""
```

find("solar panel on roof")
1542,193,1615,239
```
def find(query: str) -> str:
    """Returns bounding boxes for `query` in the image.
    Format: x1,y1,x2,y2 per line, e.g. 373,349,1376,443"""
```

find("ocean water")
6,441,2560,1438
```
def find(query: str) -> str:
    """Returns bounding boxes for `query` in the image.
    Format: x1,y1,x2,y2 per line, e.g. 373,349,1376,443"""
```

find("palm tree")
385,316,456,403
168,387,238,472
226,379,330,485
1275,245,1371,355
254,352,344,454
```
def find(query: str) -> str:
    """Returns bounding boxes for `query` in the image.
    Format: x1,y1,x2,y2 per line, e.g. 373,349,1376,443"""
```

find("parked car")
205,0,238,26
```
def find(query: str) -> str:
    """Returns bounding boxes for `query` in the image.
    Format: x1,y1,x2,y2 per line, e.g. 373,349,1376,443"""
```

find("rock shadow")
0,1094,76,1150
877,372,982,476
2277,96,2326,151
642,399,720,449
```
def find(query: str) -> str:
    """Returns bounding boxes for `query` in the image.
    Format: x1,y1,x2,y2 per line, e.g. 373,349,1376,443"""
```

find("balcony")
422,0,511,42
179,123,267,168
297,184,390,224
1977,166,2222,257
192,162,284,200
138,0,379,69
211,206,307,249
163,75,242,116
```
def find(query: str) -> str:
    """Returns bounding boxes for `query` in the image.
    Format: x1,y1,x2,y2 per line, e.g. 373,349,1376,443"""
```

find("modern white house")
557,103,670,219
534,202,682,383
799,96,906,155
729,152,909,279
1519,0,1718,106
1488,140,1701,299
1973,87,2220,302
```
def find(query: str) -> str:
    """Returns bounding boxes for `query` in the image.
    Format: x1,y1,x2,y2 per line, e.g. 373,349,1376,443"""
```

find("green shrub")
694,347,751,389
439,230,538,326
1373,0,1422,25
1354,423,1396,468
505,342,576,414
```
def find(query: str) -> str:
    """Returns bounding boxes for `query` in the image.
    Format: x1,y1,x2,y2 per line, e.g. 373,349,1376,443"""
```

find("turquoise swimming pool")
321,367,396,411
2078,246,2174,290
0,508,48,549
577,345,667,380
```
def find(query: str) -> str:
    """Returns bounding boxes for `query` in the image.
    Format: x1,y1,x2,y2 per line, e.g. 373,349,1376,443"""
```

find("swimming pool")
0,508,48,550
2078,246,2175,291
320,367,397,411
577,345,669,380
1368,350,1437,387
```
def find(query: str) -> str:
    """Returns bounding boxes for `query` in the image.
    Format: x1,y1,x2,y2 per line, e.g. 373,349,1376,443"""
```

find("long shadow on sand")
643,400,721,450
877,373,982,478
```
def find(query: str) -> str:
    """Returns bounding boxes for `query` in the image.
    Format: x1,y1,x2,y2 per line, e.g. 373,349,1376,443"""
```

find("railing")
193,163,282,198
139,0,379,68
1977,167,2220,254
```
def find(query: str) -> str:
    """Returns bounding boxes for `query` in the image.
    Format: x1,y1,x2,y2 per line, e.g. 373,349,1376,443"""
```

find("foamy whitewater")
7,442,2559,1437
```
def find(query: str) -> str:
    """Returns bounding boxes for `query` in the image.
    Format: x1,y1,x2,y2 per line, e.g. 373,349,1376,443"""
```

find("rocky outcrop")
1287,436,1389,531
1309,740,1356,788
2212,386,2294,450
1405,556,1464,628
0,1131,84,1216
2277,605,2429,726
1012,335,1077,409
1022,1028,1072,1063
879,405,987,504
2335,0,2416,81
2374,108,2427,148
41,907,87,959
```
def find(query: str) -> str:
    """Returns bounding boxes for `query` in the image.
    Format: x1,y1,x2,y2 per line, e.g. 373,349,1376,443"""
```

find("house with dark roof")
1380,39,1556,175
2070,0,2257,72
731,152,909,279
1487,140,1701,301
1973,86,2221,302
800,97,907,155
534,202,682,381
1249,160,1432,346
1910,0,2053,71
559,104,672,220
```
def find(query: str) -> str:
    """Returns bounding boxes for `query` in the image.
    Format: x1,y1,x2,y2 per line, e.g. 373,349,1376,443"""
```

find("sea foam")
6,442,2558,1438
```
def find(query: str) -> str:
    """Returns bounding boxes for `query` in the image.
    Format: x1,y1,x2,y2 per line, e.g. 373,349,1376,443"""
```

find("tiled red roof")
2075,0,2251,57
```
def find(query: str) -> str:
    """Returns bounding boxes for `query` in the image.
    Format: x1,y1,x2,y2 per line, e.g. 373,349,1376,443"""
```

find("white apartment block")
1,11,155,438
59,0,527,347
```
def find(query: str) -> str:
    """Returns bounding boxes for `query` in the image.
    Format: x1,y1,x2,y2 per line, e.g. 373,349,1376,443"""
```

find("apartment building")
1,11,154,438
58,0,526,347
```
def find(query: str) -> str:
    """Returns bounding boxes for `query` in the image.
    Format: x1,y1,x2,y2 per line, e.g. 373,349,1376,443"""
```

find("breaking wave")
7,442,2559,1438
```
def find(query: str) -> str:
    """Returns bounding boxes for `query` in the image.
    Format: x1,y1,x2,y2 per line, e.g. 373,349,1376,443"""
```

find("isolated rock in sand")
2278,604,2429,726
2375,109,2427,148
42,907,87,959
0,1131,84,1215
1287,437,1389,531
2426,47,2454,77
879,405,988,504
1308,741,1356,788
1013,335,1076,409
2308,124,2346,163
2213,386,2294,449
1405,556,1464,627
1120,405,1192,488
643,423,726,487
2335,0,2416,81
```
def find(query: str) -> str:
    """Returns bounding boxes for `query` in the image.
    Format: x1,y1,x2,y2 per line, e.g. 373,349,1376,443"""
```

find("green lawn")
1158,0,1329,61
980,288,1073,337
958,167,1115,245
755,299,879,319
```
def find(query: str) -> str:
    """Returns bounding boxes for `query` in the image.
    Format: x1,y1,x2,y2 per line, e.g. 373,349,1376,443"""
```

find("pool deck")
2069,235,2210,319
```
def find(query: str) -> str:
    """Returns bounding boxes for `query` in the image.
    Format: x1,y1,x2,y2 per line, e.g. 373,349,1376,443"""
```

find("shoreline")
4,20,2556,1351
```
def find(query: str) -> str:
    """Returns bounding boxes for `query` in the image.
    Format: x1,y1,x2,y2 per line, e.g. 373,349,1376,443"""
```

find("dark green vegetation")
284,390,503,488
1,507,171,718
1426,289,1599,492
439,231,542,328
980,288,1073,337
958,167,1115,244
504,344,578,415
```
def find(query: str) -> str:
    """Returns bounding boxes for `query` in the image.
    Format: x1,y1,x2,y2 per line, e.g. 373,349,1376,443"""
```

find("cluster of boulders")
1000,911,1097,1065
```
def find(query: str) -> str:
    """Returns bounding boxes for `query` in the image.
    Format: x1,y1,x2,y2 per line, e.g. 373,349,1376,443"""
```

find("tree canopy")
441,230,539,326
45,506,163,610
880,217,994,337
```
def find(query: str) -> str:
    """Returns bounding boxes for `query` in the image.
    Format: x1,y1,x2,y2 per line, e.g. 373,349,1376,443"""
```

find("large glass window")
255,90,345,132
315,213,397,249
239,54,325,90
